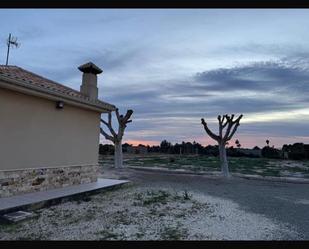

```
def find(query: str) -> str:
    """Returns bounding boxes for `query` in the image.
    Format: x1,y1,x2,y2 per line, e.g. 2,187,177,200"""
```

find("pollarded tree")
201,114,243,177
100,108,133,168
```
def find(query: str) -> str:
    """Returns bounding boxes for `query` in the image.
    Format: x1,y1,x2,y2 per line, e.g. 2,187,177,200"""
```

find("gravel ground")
0,166,307,240
104,167,309,239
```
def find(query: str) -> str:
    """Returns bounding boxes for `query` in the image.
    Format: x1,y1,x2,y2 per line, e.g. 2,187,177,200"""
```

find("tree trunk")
114,141,123,168
219,142,230,177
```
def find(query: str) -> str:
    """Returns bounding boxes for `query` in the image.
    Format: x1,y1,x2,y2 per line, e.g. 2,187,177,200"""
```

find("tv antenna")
5,33,20,66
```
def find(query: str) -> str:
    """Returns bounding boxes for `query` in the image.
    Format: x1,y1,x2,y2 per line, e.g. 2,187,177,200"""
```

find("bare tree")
201,114,243,177
100,108,133,168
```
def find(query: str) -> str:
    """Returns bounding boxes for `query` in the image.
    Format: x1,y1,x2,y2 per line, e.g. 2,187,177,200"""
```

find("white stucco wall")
0,87,101,170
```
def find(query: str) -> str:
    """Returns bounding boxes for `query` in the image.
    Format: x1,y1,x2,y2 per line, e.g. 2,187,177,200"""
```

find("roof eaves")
0,74,116,112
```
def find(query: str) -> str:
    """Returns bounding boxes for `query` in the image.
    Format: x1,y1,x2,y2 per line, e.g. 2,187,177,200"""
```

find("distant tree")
282,144,290,152
100,108,133,168
204,145,219,156
288,143,306,160
122,143,132,153
201,114,243,177
160,140,171,153
235,139,241,148
266,139,270,147
261,146,281,159
99,143,114,155
123,143,132,147
185,142,193,154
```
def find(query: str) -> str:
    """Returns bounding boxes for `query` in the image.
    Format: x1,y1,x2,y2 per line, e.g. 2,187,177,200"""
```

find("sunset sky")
1,9,309,148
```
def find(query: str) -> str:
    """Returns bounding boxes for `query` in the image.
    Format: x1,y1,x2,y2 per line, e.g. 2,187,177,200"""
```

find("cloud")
194,60,309,94
101,59,308,119
98,55,309,147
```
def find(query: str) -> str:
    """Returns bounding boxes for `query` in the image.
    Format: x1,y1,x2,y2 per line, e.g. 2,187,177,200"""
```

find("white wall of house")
0,87,101,170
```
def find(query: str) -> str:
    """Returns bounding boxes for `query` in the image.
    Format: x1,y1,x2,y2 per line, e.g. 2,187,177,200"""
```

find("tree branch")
222,114,229,128
100,128,114,142
232,114,243,124
218,115,223,138
227,123,240,141
122,109,133,124
223,114,243,141
100,118,108,126
227,114,243,141
223,120,234,142
201,118,220,141
101,109,133,144
107,112,117,137
115,108,121,123
100,116,117,138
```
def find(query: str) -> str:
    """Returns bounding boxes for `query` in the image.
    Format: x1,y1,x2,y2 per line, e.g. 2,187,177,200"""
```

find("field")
99,153,309,179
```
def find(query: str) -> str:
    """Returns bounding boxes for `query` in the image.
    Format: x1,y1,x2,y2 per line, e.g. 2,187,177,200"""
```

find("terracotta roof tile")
0,65,114,110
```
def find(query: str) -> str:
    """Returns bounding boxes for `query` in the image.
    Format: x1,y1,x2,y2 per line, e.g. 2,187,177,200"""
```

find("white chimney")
78,62,103,100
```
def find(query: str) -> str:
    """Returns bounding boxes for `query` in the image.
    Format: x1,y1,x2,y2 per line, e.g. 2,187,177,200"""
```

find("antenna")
5,33,21,66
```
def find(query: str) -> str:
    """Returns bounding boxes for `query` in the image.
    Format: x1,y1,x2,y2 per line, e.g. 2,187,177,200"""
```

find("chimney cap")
78,62,103,74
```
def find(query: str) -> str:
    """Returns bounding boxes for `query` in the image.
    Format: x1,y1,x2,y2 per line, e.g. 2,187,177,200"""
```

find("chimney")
78,62,103,100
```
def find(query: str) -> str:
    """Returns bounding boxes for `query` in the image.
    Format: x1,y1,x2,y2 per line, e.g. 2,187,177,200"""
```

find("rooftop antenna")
5,33,20,66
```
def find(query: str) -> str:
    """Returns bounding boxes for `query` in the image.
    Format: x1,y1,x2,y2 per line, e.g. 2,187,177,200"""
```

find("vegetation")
282,143,309,160
100,141,261,158
159,224,189,240
99,154,309,178
100,140,309,162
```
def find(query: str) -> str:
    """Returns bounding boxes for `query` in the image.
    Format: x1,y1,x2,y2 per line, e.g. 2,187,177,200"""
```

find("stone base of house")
0,165,99,198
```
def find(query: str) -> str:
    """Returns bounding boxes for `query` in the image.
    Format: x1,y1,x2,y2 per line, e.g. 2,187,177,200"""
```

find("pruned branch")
201,118,220,141
227,123,240,141
100,127,115,143
218,115,223,138
222,114,240,141
115,108,121,123
227,115,243,141
100,108,133,144
122,109,133,123
222,114,229,128
201,114,243,143
100,113,117,138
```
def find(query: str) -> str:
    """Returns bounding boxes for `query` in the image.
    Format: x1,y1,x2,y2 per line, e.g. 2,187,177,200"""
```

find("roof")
0,65,115,112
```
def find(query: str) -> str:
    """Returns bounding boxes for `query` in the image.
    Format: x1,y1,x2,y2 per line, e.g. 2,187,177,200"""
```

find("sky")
1,9,309,148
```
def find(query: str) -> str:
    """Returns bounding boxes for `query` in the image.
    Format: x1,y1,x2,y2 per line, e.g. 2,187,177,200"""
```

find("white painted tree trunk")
219,142,230,177
114,141,123,168
202,114,242,178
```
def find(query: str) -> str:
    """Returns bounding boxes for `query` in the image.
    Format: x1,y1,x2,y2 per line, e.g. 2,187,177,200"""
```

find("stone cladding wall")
0,165,98,198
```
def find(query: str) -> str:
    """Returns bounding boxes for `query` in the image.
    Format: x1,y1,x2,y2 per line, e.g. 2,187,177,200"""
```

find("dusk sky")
1,9,309,148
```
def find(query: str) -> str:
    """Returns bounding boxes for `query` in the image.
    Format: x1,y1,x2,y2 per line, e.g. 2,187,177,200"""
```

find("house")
126,145,148,154
0,62,115,197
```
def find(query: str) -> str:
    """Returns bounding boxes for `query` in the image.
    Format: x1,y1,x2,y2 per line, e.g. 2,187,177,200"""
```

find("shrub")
261,146,281,159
